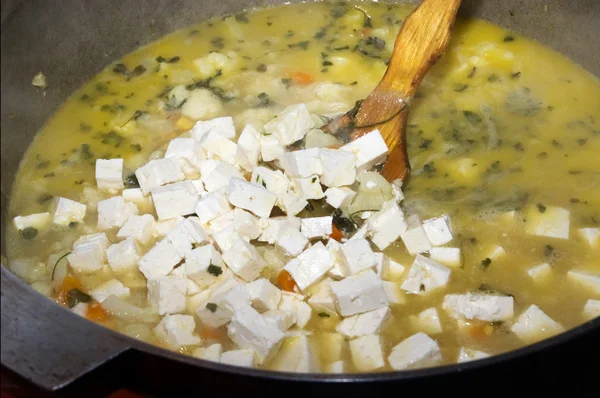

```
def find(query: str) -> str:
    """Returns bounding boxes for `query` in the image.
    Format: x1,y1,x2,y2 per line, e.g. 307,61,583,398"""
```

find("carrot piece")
330,225,344,242
361,28,372,37
468,322,493,339
277,270,297,292
289,71,314,86
200,327,222,340
57,275,83,305
87,303,108,323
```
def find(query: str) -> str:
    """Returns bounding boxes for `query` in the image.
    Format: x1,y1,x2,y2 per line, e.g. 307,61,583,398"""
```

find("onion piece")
102,295,159,323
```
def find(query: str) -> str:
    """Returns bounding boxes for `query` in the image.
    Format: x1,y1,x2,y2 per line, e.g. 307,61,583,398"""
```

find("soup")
5,1,600,372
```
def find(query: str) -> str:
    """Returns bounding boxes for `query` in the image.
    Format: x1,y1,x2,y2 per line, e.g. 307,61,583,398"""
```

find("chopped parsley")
207,264,223,277
19,227,38,240
206,302,218,313
481,258,492,269
66,288,91,309
536,203,547,213
318,312,330,318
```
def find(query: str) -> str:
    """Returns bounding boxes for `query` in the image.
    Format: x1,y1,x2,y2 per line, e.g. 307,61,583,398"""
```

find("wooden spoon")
324,0,462,182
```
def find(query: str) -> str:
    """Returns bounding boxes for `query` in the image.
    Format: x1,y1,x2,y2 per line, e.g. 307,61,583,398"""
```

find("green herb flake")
463,110,482,125
544,244,554,258
37,193,53,204
311,177,318,183
453,84,469,92
207,264,223,277
503,35,515,42
156,55,181,64
206,302,218,313
481,258,492,269
234,13,249,23
131,65,147,77
318,312,330,318
256,64,267,73
66,288,92,309
124,174,140,188
487,73,500,82
288,41,310,50
536,203,546,213
19,227,38,240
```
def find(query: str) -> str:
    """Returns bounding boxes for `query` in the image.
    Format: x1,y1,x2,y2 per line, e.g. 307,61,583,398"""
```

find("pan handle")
0,268,129,391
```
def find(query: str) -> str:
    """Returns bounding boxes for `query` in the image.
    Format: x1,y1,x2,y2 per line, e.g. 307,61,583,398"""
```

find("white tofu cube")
193,343,223,362
260,134,285,162
220,349,256,367
153,314,201,347
326,239,350,279
336,307,390,337
350,222,369,241
340,238,378,275
147,276,187,315
349,334,385,371
213,226,242,252
196,279,240,327
106,238,140,273
194,189,232,224
263,310,296,331
525,205,570,239
367,200,408,250
190,116,236,140
410,308,443,334
233,208,262,241
278,292,312,328
582,299,600,321
527,263,552,282
222,239,266,282
259,217,301,244
340,129,388,171
270,335,320,372
280,148,323,178
400,255,451,295
330,270,389,316
117,214,155,245
52,197,87,226
67,233,109,272
202,161,243,192
165,138,201,174
185,244,223,288
382,281,406,304
423,215,453,246
443,292,514,322
122,188,154,212
284,242,334,291
199,129,238,165
151,181,199,220
278,192,308,216
95,158,124,190
13,212,51,231
236,124,261,172
400,214,432,255
135,157,185,194
319,332,345,362
277,227,309,257
89,279,130,303
324,187,356,209
325,361,346,374
307,282,337,314
190,179,206,195
227,178,277,218
578,228,599,248
291,176,324,200
207,210,235,234
391,178,404,202
387,259,407,280
457,348,490,363
263,103,315,145
198,158,220,178
97,196,137,230
139,238,183,280
300,217,333,240
251,166,289,195
153,217,184,239
246,278,282,311
227,303,285,364
318,148,357,187
388,332,442,370
567,270,600,295
429,247,462,268
71,302,88,317
166,217,210,257
511,305,564,342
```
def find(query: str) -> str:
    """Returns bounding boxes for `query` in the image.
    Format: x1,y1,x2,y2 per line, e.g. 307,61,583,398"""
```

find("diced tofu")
207,210,235,234
236,125,261,172
341,239,378,274
422,215,453,246
387,259,406,280
13,212,51,231
299,217,333,241
400,214,432,255
330,270,389,316
139,238,183,280
165,138,201,174
270,335,320,372
349,334,385,371
263,310,297,331
324,187,356,209
443,292,514,322
382,281,406,304
388,332,442,370
106,238,140,273
202,161,243,192
259,217,301,244
153,314,201,347
135,157,185,195
153,217,184,239
307,282,337,314
336,307,390,337
582,299,600,321
280,148,323,178
246,278,282,311
511,305,564,342
260,134,285,162
185,244,223,288
527,263,552,282
227,178,277,218
251,166,289,195
278,192,308,216
220,349,256,367
279,292,312,328
232,208,261,240
198,130,238,165
97,196,137,230
340,129,388,171
193,343,223,362
95,158,124,190
222,239,266,282
400,255,451,295
276,227,309,257
524,205,570,239
117,214,155,245
166,217,210,257
212,226,242,252
578,228,600,248
227,303,285,364
52,197,87,226
263,104,315,145
325,361,346,374
194,189,232,224
319,332,345,362
198,158,220,177
291,176,325,200
326,239,350,279
567,270,600,295
190,179,206,195
429,247,462,268
318,148,357,187
122,188,154,212
284,242,334,291
190,116,236,140
367,200,408,250
410,308,443,334
151,181,199,220
457,348,490,363
350,223,369,241
67,233,109,272
31,281,53,297
89,279,130,303
147,276,187,315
